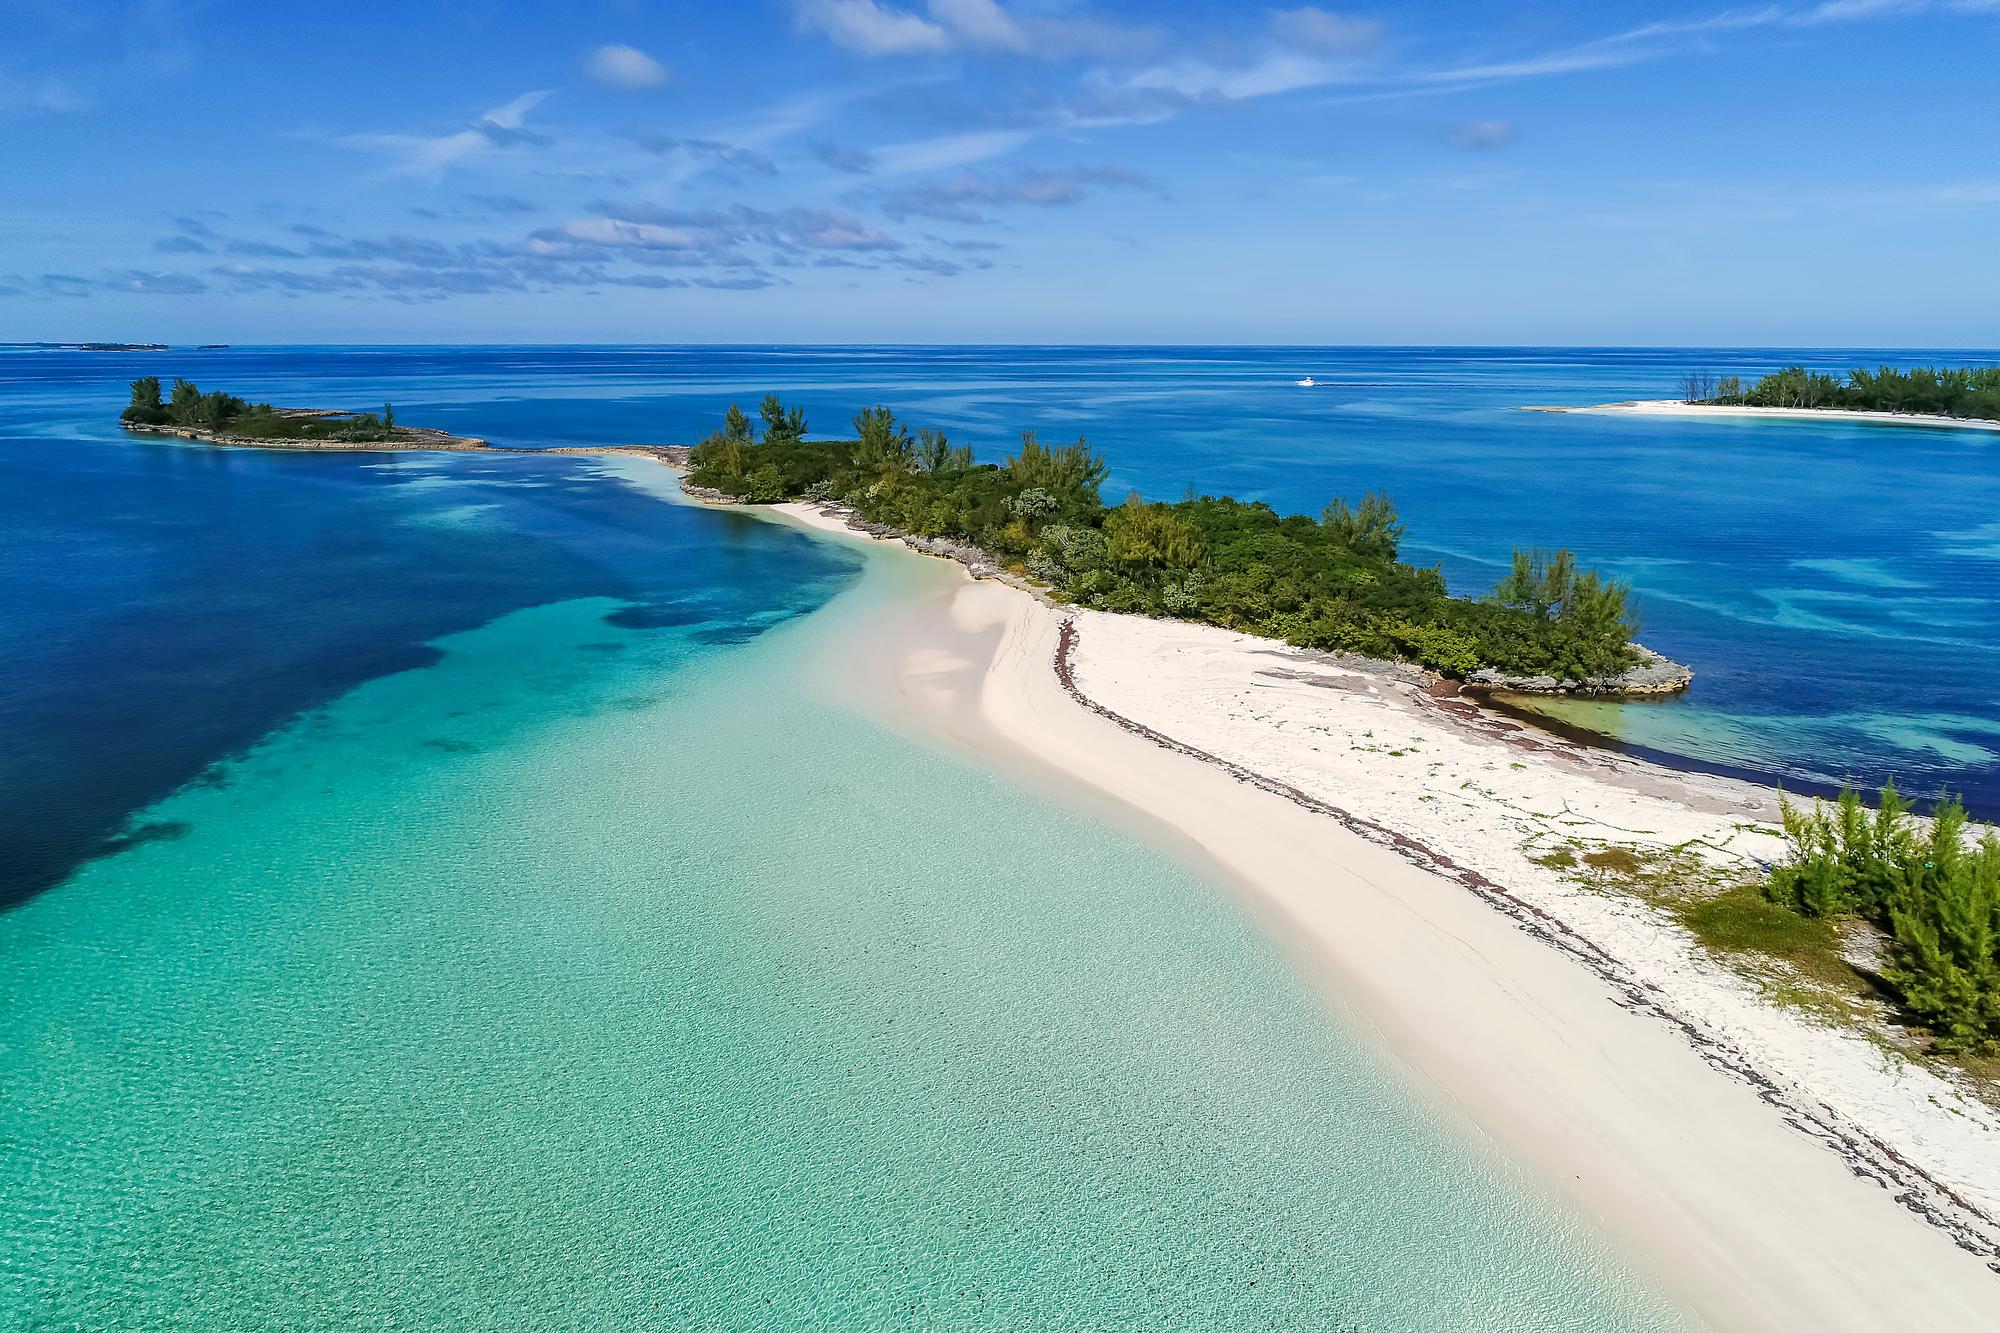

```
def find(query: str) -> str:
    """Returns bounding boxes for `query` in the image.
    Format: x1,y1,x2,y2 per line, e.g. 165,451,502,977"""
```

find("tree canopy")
121,377,403,442
1767,785,2000,1054
685,398,1642,681
1701,364,2000,421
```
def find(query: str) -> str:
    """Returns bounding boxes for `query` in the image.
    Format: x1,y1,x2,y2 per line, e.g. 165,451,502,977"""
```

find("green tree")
853,405,912,475
1321,492,1404,561
168,377,203,426
915,426,970,474
745,463,785,503
122,376,168,424
1004,430,1106,512
1764,785,2000,1053
1494,548,1577,619
759,394,806,445
1885,802,2000,1052
1104,494,1204,572
723,403,754,443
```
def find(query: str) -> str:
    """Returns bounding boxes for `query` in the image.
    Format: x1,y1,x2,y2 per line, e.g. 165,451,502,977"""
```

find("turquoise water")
11,343,1997,821
0,479,1688,1327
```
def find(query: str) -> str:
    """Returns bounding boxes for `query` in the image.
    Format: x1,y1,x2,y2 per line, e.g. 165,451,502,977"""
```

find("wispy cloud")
560,201,904,257
792,0,1160,61
336,91,555,178
97,270,210,295
464,193,543,216
0,69,91,116
586,44,669,89
811,139,879,174
870,128,1036,175
1449,120,1514,150
868,165,1156,223
795,0,952,55
627,133,778,177
1269,8,1385,55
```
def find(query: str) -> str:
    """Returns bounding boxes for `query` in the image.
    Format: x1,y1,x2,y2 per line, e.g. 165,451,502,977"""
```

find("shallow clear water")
0,477,1688,1328
3,343,1986,1325
9,342,1994,821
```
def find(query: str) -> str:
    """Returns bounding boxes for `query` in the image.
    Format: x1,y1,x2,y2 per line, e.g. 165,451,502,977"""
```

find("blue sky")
3,0,1997,344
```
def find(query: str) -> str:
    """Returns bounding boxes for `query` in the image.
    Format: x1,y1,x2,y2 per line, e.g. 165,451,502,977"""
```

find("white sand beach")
771,498,2000,1332
1536,399,2000,432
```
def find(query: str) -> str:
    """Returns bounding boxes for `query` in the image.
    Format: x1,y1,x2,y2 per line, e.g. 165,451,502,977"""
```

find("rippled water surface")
5,341,1990,1327
11,342,1993,818
0,428,1686,1326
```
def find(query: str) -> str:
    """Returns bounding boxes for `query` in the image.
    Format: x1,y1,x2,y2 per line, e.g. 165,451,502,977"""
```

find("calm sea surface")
3,341,1991,1325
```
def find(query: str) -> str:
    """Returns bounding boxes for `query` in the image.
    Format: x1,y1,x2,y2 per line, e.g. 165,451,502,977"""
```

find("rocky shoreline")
125,418,490,451
122,418,692,469
1466,644,1694,698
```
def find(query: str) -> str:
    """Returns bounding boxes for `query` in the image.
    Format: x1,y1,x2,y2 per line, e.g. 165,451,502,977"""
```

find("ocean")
5,341,1992,1326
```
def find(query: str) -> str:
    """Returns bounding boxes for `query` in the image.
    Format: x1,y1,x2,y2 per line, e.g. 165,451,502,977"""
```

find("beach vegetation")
122,377,405,442
1320,491,1403,561
1702,364,2000,421
1763,785,2000,1053
684,397,1642,681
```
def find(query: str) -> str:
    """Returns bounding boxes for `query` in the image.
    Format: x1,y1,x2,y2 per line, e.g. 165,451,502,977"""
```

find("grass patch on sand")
1527,834,1885,1027
1522,830,1996,1099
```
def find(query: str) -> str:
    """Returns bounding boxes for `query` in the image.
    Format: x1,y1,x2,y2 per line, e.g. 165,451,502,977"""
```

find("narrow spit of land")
754,494,2000,1332
122,413,691,466
110,403,2000,1324
1526,400,2000,432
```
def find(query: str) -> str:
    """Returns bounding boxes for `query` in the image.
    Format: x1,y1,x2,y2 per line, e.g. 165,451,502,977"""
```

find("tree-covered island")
687,396,1667,690
1680,363,2000,421
121,376,406,443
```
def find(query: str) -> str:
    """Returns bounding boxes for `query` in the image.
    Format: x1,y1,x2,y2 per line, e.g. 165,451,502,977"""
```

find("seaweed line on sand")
1052,614,2000,1271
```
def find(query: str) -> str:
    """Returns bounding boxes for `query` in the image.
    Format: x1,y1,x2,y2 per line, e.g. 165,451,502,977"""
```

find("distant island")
1683,364,2000,421
682,396,1685,695
5,341,169,352
114,376,699,470
107,378,1684,693
119,376,484,450
1534,363,2000,431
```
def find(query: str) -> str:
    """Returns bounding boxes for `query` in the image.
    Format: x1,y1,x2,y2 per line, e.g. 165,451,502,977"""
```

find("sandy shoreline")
760,495,2000,1331
122,436,2000,1322
1530,399,2000,432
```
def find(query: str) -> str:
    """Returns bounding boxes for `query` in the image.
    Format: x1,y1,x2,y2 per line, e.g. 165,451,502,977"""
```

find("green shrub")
1764,785,2000,1052
675,396,1641,681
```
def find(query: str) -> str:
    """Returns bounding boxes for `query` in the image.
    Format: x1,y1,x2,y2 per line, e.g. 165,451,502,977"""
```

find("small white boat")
1295,376,1316,387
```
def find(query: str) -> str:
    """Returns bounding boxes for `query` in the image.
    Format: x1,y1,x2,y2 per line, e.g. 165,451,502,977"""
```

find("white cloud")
1269,8,1384,55
587,44,670,89
1450,120,1515,150
1933,181,2000,204
337,90,555,178
1127,50,1356,100
870,128,1036,175
0,69,91,115
795,0,952,55
927,0,1030,51
558,218,703,249
793,0,1155,59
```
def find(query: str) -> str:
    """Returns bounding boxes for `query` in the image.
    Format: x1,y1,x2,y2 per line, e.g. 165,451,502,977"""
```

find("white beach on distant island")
1532,399,2000,432
759,494,2000,1333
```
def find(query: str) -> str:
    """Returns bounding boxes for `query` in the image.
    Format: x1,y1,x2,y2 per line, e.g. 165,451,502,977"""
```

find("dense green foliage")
1701,364,2000,420
686,399,1641,680
122,377,401,442
1767,785,2000,1053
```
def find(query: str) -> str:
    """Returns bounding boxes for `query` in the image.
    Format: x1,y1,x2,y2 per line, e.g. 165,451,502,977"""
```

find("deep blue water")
0,361,859,907
3,344,1997,908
